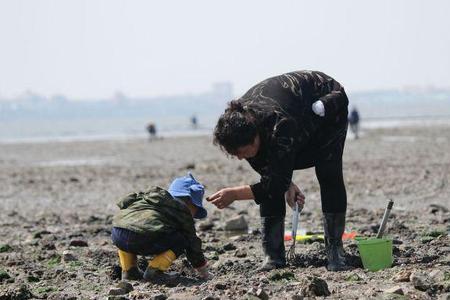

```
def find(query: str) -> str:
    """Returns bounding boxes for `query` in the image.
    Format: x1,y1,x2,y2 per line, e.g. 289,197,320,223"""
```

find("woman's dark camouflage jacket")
238,70,349,206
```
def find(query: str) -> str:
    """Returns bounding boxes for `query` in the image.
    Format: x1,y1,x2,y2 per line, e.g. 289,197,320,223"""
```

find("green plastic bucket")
357,238,393,271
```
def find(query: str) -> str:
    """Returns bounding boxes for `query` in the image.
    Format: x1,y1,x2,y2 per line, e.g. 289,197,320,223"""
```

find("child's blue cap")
168,172,207,219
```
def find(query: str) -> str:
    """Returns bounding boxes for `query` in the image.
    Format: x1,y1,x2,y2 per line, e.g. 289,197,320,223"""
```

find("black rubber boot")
259,216,286,271
323,212,347,271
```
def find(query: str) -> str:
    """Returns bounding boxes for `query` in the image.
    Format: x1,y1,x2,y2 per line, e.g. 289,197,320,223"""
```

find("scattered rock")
62,250,77,262
41,241,56,250
224,215,248,231
429,204,449,214
421,236,436,244
269,271,296,281
33,230,51,239
152,293,168,300
384,286,404,295
198,221,214,231
69,177,79,182
223,242,236,251
108,287,127,296
184,163,196,170
345,273,362,282
256,288,269,300
0,244,13,253
27,275,40,282
291,295,304,300
297,275,330,297
214,282,227,290
202,296,220,300
392,270,411,282
117,281,133,293
0,269,11,282
410,271,433,291
234,249,247,258
69,240,88,247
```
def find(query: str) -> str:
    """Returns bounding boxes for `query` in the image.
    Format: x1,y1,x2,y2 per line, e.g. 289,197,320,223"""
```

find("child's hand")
195,264,213,280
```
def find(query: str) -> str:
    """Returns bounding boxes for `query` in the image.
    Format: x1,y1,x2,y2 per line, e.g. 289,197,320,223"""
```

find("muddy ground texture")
1,125,449,299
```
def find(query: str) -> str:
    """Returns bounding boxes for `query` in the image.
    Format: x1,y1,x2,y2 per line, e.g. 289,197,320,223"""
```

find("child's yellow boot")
118,250,143,280
143,250,176,282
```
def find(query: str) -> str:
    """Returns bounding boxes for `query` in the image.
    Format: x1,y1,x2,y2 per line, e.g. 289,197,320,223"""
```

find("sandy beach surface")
1,125,449,299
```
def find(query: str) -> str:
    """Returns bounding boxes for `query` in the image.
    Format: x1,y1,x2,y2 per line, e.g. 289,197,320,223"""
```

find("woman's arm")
249,117,297,205
207,185,254,209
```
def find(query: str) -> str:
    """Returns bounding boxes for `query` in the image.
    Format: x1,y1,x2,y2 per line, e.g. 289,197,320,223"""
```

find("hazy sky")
1,0,450,99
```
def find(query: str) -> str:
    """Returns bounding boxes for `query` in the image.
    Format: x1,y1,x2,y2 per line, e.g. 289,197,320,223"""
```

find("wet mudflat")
1,125,449,299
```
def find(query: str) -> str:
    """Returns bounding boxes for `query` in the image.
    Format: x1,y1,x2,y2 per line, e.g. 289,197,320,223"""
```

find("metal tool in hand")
287,199,303,263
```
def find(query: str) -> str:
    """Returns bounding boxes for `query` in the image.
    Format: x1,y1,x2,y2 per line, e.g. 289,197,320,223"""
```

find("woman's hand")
285,182,305,210
207,188,236,209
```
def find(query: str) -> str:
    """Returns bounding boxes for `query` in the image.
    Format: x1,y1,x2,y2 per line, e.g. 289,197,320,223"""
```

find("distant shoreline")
1,116,449,145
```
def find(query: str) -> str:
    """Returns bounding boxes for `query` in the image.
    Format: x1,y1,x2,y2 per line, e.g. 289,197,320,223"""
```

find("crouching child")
111,173,212,282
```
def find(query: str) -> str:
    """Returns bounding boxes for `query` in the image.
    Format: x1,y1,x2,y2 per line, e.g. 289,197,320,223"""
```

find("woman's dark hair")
213,100,258,155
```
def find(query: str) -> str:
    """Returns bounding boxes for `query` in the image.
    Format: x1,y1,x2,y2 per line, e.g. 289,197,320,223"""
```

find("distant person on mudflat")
348,107,360,139
146,122,157,141
191,115,198,129
208,70,349,271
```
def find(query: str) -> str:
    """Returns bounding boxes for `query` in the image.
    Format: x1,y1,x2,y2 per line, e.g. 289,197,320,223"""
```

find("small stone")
69,240,88,247
215,282,227,290
429,204,449,214
62,250,77,262
184,163,196,170
117,281,133,293
345,273,362,282
0,244,13,253
108,288,127,296
41,241,56,250
223,242,236,251
234,249,247,258
291,296,304,300
421,236,435,244
224,215,248,231
256,288,269,300
297,275,330,297
27,275,40,282
269,271,296,281
69,177,79,182
202,296,220,300
108,297,128,300
392,270,411,282
384,286,404,295
152,293,168,300
0,269,11,282
33,230,51,239
198,221,214,231
410,271,433,291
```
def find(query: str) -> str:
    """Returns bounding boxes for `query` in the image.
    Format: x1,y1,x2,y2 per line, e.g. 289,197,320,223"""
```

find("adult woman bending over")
208,70,349,271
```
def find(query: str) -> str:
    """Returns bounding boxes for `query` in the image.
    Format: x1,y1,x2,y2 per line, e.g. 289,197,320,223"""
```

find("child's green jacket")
113,186,206,268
